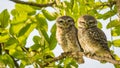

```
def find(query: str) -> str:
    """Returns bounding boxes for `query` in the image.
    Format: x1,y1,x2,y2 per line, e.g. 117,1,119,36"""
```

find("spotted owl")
56,16,84,63
77,15,114,59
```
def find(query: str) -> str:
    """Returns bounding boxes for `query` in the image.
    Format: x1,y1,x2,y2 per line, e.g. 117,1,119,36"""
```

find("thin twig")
94,1,116,9
10,0,56,7
11,56,20,68
5,50,20,68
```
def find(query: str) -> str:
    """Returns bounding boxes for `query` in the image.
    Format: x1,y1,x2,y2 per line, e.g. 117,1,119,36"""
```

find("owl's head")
56,16,75,28
77,15,97,28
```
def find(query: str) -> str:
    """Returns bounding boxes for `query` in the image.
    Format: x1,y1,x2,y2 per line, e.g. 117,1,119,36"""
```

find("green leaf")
64,1,71,9
6,37,18,45
0,9,10,28
88,9,98,16
14,4,36,15
108,41,112,48
5,37,18,50
29,44,41,51
56,0,61,6
107,19,120,29
36,0,50,4
64,57,78,68
68,60,78,68
10,22,36,44
37,28,49,45
114,54,120,60
5,54,15,68
0,33,9,42
70,0,74,9
49,24,57,50
36,14,48,31
101,9,117,20
112,39,120,47
20,58,29,68
114,64,120,68
35,14,49,44
111,26,120,36
97,14,104,19
72,0,80,16
42,9,58,21
33,35,45,46
11,9,28,24
78,0,88,15
18,23,36,37
33,36,41,44
9,23,24,35
97,21,102,29
9,49,25,59
2,54,15,68
17,24,30,37
94,2,108,10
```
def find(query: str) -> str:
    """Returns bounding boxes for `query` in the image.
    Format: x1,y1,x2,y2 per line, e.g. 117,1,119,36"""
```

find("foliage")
0,0,120,68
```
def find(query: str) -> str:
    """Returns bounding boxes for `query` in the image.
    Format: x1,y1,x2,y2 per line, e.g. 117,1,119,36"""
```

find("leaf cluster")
0,0,120,68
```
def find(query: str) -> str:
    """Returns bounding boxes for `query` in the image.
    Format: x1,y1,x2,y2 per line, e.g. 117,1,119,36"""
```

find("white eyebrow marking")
89,20,94,22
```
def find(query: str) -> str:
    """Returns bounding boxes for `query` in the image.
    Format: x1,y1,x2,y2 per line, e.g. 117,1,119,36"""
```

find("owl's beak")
85,24,88,28
64,22,68,27
65,24,68,27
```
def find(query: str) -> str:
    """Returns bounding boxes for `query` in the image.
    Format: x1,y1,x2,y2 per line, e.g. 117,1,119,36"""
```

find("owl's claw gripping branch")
84,53,120,64
43,51,83,67
10,0,56,7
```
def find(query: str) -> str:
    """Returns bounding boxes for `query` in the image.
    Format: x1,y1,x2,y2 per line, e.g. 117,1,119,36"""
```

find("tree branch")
42,52,83,67
94,1,116,9
85,53,120,64
10,0,56,7
43,51,120,67
43,52,72,66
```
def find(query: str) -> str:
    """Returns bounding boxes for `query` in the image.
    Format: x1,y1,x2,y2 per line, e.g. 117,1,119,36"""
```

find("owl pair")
56,15,114,64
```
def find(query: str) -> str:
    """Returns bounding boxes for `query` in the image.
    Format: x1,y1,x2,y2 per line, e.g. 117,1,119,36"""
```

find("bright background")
0,0,120,68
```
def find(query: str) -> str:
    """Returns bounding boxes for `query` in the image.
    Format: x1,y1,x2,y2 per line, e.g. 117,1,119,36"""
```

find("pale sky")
0,0,119,68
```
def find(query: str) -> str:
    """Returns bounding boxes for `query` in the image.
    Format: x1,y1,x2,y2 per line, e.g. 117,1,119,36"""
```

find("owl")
77,15,114,59
56,16,84,64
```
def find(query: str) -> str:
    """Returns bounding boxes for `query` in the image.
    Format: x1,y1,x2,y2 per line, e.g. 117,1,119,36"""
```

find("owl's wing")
88,27,110,51
75,27,84,52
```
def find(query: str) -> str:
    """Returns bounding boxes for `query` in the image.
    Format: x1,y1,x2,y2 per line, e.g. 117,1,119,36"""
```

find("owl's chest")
56,28,74,44
56,28,79,51
78,29,89,39
78,29,99,53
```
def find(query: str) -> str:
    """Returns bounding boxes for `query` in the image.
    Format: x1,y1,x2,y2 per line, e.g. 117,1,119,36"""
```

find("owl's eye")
58,19,65,23
89,22,94,24
80,21,85,24
67,19,72,22
59,20,64,23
